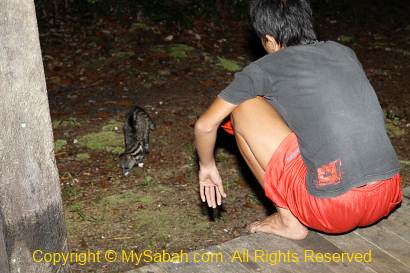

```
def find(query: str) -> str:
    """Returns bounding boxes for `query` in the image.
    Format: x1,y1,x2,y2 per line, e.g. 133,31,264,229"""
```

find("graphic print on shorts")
316,159,343,187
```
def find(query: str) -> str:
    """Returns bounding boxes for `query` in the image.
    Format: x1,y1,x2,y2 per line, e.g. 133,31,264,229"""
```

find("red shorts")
222,120,403,233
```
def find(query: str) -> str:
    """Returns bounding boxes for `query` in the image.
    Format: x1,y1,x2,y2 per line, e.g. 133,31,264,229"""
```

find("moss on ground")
78,131,123,154
76,153,90,161
54,139,67,152
129,22,151,32
112,51,135,58
64,183,209,250
152,44,195,59
130,208,209,248
53,117,81,129
98,191,154,207
77,119,124,155
216,57,242,72
386,120,406,137
102,119,123,132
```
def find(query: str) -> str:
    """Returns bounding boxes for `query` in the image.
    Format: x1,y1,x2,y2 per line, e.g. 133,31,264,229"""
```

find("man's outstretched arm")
195,97,237,208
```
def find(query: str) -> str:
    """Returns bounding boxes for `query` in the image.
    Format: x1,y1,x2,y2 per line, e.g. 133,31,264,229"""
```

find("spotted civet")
118,106,155,176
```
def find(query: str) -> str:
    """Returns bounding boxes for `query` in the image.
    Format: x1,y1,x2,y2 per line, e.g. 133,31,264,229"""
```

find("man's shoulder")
259,40,355,59
254,41,358,69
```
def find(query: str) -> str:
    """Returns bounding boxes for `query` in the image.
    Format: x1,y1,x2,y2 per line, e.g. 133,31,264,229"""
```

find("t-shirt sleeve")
218,63,269,105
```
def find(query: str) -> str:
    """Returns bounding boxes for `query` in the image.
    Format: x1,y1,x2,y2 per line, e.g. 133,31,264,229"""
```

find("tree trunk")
0,1,70,273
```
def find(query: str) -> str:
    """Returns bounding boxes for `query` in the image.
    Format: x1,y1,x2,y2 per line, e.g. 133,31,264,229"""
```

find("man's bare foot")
247,211,308,240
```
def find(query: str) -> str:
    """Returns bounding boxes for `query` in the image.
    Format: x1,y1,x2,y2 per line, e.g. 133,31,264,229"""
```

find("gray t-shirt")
218,41,400,198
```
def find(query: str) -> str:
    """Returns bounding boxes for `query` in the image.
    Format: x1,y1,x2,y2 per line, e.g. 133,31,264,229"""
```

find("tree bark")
0,1,70,272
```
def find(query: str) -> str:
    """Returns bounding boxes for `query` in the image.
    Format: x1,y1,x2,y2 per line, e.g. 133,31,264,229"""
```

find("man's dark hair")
250,0,317,47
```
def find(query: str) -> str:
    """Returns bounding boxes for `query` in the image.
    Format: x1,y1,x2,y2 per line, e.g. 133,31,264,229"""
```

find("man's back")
220,41,400,197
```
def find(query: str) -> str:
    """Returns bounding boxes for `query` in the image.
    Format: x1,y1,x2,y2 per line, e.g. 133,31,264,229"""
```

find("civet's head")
118,143,144,176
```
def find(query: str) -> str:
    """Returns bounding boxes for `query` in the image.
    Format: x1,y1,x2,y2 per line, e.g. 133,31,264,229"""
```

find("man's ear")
265,35,282,51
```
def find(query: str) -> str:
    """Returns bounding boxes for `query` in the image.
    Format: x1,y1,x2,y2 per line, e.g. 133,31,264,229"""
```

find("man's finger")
217,183,227,198
216,187,222,206
205,187,212,207
210,187,216,208
200,184,205,202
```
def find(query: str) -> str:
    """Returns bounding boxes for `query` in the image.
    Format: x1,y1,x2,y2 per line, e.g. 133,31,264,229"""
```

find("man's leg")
231,97,308,240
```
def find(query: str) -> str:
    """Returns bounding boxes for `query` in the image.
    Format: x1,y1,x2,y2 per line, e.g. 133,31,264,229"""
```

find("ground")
39,11,410,273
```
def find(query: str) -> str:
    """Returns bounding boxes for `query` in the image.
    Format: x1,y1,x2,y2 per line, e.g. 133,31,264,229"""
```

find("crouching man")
194,0,402,239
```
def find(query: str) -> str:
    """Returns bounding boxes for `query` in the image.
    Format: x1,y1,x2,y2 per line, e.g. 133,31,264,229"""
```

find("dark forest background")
35,0,409,27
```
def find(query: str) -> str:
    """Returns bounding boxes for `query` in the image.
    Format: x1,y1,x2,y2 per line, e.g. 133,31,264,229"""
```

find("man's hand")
195,97,235,208
199,163,227,208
